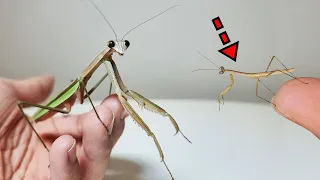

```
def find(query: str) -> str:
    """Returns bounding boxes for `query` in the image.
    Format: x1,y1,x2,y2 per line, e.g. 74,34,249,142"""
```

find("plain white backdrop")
1,0,319,101
1,0,320,179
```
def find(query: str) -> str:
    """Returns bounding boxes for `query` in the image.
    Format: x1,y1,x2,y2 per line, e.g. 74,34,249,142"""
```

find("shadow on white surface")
104,157,143,180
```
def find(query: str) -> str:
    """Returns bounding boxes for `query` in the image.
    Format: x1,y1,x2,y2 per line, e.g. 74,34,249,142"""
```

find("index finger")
272,77,320,139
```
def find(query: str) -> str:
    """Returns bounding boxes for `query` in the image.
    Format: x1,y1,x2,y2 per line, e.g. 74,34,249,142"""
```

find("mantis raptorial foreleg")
117,95,173,177
104,60,188,179
218,73,234,110
126,90,192,143
106,60,191,142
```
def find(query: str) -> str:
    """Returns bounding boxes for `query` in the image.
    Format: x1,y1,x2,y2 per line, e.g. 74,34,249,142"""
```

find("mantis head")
219,66,225,74
107,40,130,56
87,0,178,57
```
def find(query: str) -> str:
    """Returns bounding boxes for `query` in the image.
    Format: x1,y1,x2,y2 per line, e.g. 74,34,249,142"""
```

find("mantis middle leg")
84,72,113,99
255,78,276,106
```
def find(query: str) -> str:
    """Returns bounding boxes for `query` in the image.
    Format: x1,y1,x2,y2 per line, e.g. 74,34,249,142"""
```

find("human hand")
272,77,320,139
0,75,128,180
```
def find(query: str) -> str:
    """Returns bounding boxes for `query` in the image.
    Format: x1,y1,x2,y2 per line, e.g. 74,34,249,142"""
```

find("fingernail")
120,110,128,120
107,112,115,135
67,139,77,163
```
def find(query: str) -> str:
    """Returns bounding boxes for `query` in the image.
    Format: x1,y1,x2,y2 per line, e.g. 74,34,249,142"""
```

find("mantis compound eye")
124,40,130,48
108,40,115,48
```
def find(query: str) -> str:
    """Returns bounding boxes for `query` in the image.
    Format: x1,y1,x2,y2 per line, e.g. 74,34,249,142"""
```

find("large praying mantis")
193,52,308,110
17,1,191,179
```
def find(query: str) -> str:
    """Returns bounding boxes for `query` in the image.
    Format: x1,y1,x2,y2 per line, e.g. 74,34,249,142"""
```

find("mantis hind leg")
17,101,71,152
218,73,234,111
117,95,174,180
125,90,191,143
265,56,278,72
265,56,307,84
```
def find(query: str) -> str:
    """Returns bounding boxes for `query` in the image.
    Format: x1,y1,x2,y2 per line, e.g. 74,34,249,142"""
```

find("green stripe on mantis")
31,80,80,121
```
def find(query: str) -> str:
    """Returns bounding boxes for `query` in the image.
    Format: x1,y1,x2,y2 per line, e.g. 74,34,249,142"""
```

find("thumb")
13,75,55,103
272,77,320,139
49,135,80,180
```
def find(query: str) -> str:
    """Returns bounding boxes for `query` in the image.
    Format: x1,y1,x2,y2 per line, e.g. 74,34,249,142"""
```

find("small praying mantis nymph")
193,51,308,110
17,1,191,179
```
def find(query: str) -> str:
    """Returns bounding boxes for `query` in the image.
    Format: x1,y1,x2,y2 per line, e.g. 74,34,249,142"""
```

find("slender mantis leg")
84,73,113,98
118,95,173,178
255,78,275,105
17,79,109,152
265,56,278,72
17,101,72,151
266,56,294,77
103,60,187,179
255,56,307,105
126,90,191,142
255,56,295,105
218,74,234,111
107,60,190,142
217,55,308,109
265,56,307,84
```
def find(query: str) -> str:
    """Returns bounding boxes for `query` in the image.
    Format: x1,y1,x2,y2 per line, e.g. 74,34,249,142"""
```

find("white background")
1,0,319,101
1,0,320,179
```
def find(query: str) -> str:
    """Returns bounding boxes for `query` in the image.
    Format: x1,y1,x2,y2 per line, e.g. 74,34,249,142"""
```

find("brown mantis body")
18,2,190,179
194,53,307,110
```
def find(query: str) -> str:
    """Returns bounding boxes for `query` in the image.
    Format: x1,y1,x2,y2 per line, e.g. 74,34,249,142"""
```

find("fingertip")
85,103,115,137
101,94,127,119
81,103,114,160
50,135,76,162
272,77,320,113
272,77,320,138
100,94,126,144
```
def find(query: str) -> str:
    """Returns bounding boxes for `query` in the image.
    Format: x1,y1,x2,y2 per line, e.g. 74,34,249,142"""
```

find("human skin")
0,75,128,180
272,77,320,139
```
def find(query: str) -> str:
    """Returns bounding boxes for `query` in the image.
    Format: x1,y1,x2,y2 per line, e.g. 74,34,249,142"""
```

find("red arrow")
218,41,239,62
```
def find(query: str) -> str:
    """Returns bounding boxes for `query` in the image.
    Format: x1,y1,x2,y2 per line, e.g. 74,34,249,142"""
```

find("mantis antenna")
87,0,179,43
87,0,118,40
196,50,220,69
121,5,180,40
